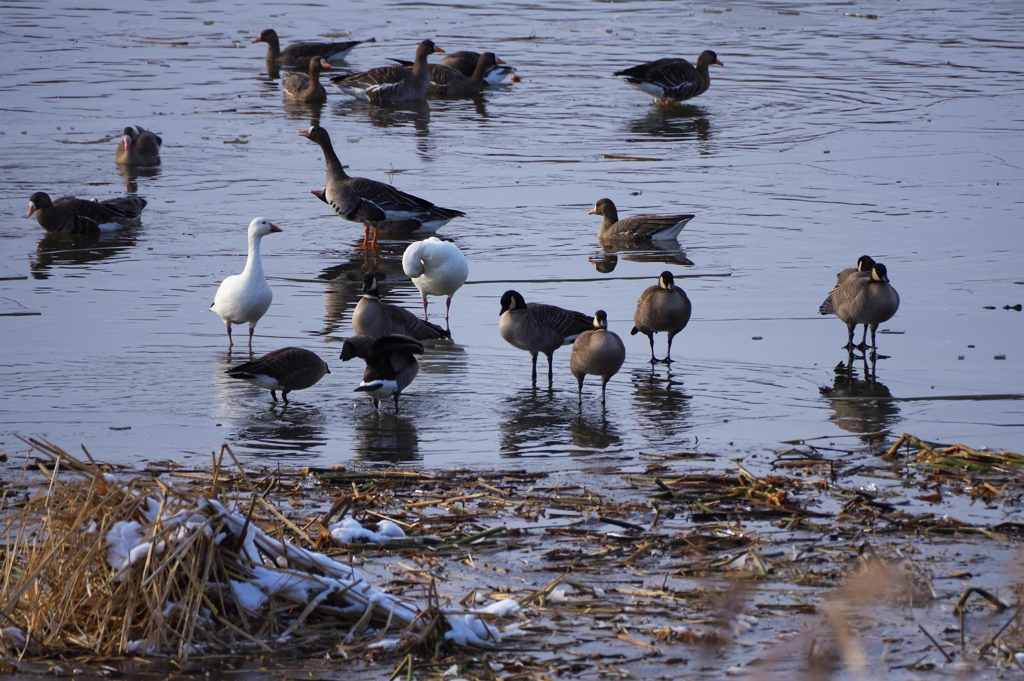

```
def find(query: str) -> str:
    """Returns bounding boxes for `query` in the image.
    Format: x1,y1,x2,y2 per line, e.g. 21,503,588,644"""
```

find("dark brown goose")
570,310,626,404
115,125,161,166
632,271,692,363
252,28,372,69
352,273,451,341
300,125,465,248
282,58,330,103
340,333,424,411
498,290,594,386
389,50,515,87
614,50,724,105
27,191,146,235
226,347,329,404
820,262,900,354
425,52,499,96
588,198,694,242
332,39,443,104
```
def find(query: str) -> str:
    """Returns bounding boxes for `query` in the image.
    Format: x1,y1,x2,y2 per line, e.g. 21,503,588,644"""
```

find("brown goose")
252,28,372,69
340,334,424,411
299,125,465,248
332,39,443,104
588,198,694,242
282,58,330,103
115,126,161,166
389,50,515,87
632,271,692,363
614,50,724,105
352,273,451,341
836,254,876,286
571,310,626,404
498,290,594,386
425,52,500,96
820,262,900,354
27,192,146,235
226,347,329,404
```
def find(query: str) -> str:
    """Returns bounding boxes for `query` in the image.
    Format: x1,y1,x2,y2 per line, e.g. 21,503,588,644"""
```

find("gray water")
1,0,1022,469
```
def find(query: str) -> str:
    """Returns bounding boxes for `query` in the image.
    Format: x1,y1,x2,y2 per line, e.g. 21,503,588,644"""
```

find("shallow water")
1,0,1022,469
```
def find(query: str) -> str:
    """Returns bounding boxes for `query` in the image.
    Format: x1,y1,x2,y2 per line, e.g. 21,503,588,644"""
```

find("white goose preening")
588,198,694,242
115,125,161,166
498,290,594,387
352,272,451,341
226,347,329,404
402,237,469,323
632,271,692,363
210,217,282,351
570,310,626,405
614,50,724,105
820,262,900,354
340,334,424,411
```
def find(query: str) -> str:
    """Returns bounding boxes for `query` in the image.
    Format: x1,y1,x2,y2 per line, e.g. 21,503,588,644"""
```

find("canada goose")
114,126,161,166
210,217,282,351
498,290,593,386
588,198,694,242
282,58,330,103
340,334,424,411
615,50,724,105
27,191,146,235
332,40,444,104
571,310,626,404
352,272,451,341
226,347,329,403
252,28,373,70
299,125,465,248
402,237,469,322
830,255,877,345
819,262,900,353
632,271,692,363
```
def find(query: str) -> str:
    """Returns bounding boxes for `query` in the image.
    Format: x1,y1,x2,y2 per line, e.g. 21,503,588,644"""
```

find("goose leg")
844,323,856,353
860,325,869,349
226,323,233,348
361,224,370,249
270,390,278,402
545,352,554,387
370,226,380,249
394,393,400,412
445,296,453,324
372,398,380,410
869,324,890,359
282,390,290,405
530,353,538,386
600,376,609,405
647,334,657,364
576,374,585,406
421,297,429,321
248,326,255,353
665,333,677,364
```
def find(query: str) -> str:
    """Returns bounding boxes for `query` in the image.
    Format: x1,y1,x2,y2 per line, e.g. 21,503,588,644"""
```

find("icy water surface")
1,0,1022,468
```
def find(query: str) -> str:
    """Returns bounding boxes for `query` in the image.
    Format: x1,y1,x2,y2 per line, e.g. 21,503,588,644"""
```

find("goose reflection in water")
352,412,421,463
821,355,900,447
318,240,413,336
282,100,323,126
232,402,330,457
590,241,694,274
117,164,160,194
335,98,430,135
30,231,138,280
499,388,620,456
626,104,711,142
631,367,694,443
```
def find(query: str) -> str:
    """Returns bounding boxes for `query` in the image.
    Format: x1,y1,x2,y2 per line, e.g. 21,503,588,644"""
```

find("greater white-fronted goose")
115,126,161,166
588,198,694,242
340,333,424,411
332,39,443,104
210,217,282,351
571,310,626,404
423,52,500,96
299,125,465,248
402,237,469,322
632,271,692,363
389,51,515,87
282,58,330,103
226,347,329,403
252,28,372,69
352,272,451,341
27,192,146,235
820,262,900,353
614,50,723,105
498,290,594,386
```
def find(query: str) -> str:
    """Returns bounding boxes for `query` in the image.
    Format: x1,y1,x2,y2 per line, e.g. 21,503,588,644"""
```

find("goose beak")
320,59,331,68
270,224,283,233
27,202,36,218
715,59,724,67
123,135,132,150
434,46,446,54
298,128,311,138
251,36,262,44
587,207,597,215
497,57,506,65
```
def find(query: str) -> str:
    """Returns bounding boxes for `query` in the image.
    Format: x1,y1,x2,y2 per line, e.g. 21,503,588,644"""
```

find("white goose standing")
210,217,282,351
402,237,468,323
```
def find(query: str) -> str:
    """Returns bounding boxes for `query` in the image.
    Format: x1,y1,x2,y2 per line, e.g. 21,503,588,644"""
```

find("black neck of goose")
602,204,619,227
263,33,280,60
317,135,348,179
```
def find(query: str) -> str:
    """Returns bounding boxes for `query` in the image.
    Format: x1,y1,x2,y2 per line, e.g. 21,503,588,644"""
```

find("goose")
498,290,594,386
282,58,330,103
115,126,161,166
299,125,465,248
571,310,626,404
352,272,451,341
614,50,724,105
836,254,876,285
588,198,694,242
340,334,424,411
332,39,444,104
819,262,900,353
252,28,373,70
632,271,692,363
424,52,500,97
226,347,329,404
388,51,514,89
402,237,469,322
27,191,146,235
210,217,282,351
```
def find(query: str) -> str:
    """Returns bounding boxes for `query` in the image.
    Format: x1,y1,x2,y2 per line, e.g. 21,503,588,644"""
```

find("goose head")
298,125,330,145
588,198,615,217
697,50,724,68
658,271,676,290
592,310,609,330
252,29,279,46
870,263,890,283
248,217,283,238
121,127,137,150
856,255,877,272
361,272,380,296
416,40,444,60
499,290,526,315
27,192,53,218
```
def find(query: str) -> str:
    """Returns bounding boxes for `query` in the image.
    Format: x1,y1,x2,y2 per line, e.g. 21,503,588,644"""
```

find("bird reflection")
589,241,694,274
282,100,324,125
117,165,160,194
318,239,413,336
232,402,330,457
334,98,430,134
626,104,711,142
352,412,421,463
417,340,468,376
30,231,138,280
821,355,900,447
569,411,622,451
500,387,620,456
631,366,694,442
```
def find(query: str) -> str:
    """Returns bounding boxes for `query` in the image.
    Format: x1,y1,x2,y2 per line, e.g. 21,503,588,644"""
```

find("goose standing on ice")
226,347,329,404
402,237,468,323
498,290,594,387
340,334,424,411
820,262,900,355
570,310,627,405
210,217,282,352
352,272,451,341
632,271,692,363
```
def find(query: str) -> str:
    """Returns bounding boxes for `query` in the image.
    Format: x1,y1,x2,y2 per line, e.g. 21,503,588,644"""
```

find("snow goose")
588,198,694,242
226,347,329,404
252,28,373,70
402,237,468,322
340,334,424,411
210,217,282,351
632,271,692,363
27,191,146,235
115,126,161,166
571,310,626,405
615,50,724,105
332,39,443,104
820,262,900,354
282,57,330,103
352,272,451,341
498,290,593,387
